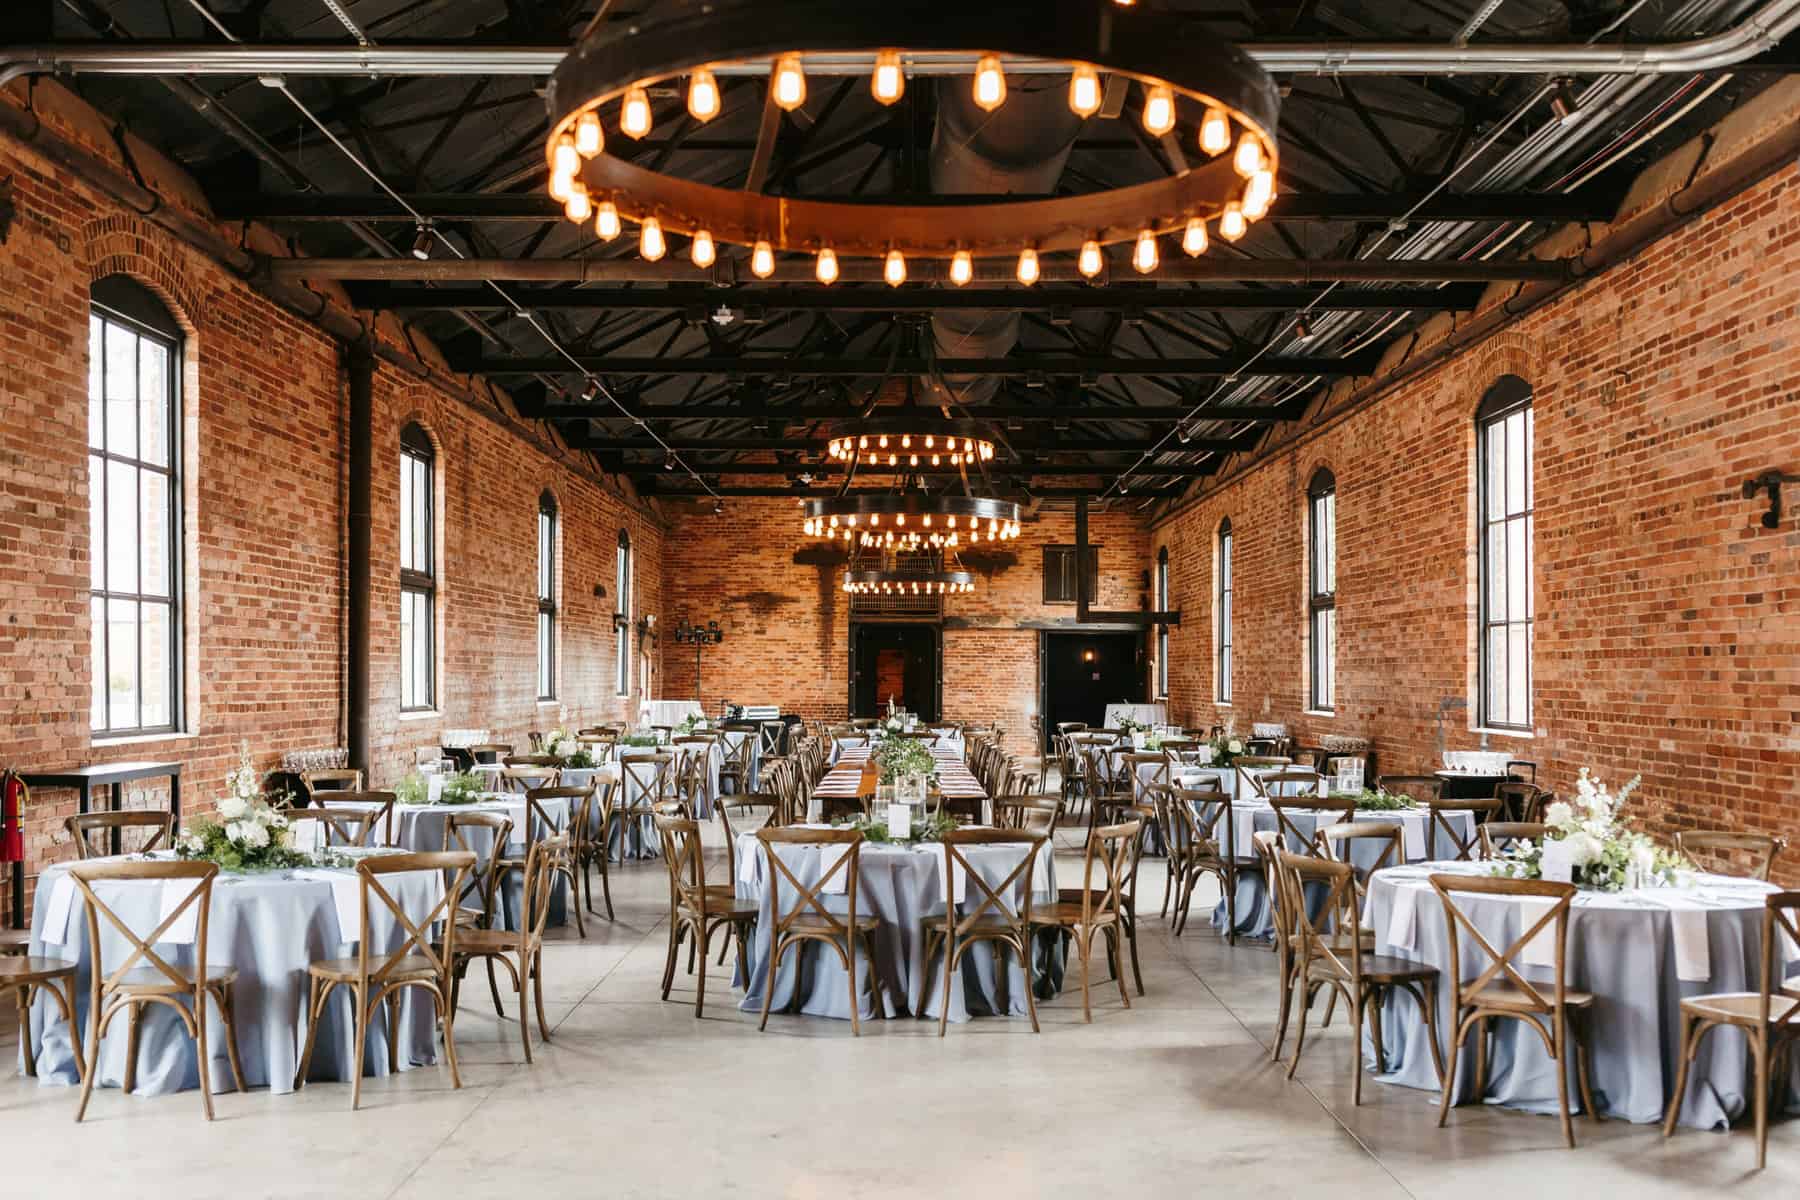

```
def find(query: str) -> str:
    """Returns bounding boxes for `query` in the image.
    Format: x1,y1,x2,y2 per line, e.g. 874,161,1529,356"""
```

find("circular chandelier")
543,0,1281,282
825,419,995,471
842,566,976,597
802,493,1021,549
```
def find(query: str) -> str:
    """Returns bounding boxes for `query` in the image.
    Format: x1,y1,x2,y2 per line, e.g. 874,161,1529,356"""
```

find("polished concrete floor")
3,824,1794,1199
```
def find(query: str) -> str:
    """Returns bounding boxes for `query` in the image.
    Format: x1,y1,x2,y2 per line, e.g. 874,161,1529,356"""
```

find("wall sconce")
1082,647,1096,664
635,613,658,648
1743,470,1798,529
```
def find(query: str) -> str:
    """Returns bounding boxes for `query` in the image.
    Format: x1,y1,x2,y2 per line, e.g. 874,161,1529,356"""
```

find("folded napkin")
1401,814,1425,861
1518,896,1558,968
940,846,969,905
1667,902,1712,983
37,873,78,946
1385,883,1419,952
817,843,855,895
292,868,363,944
155,879,204,945
735,836,761,886
290,817,327,855
1233,807,1258,862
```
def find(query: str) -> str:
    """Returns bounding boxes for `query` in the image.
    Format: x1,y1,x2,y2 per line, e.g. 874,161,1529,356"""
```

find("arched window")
1155,547,1170,699
1477,375,1534,730
399,422,436,711
1216,518,1232,705
1307,467,1336,713
89,275,183,735
537,491,558,701
615,529,633,696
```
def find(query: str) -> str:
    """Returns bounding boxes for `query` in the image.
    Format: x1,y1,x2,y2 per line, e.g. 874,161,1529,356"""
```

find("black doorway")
851,623,942,721
1040,631,1144,748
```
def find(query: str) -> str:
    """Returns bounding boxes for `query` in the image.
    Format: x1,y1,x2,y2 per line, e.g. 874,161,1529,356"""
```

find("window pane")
140,471,170,598
1486,523,1507,620
1507,626,1530,727
89,453,106,589
413,595,431,707
412,459,432,572
1506,517,1529,620
106,459,139,594
138,338,170,467
1505,411,1527,514
141,601,170,728
90,595,106,728
88,317,104,448
1486,626,1508,721
104,321,137,459
538,612,552,697
1524,408,1535,510
107,597,138,729
1484,422,1505,521
1324,495,1336,592
400,591,417,707
399,456,414,570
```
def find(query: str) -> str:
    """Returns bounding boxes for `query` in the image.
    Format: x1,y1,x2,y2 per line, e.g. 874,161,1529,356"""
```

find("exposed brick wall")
1154,165,1800,876
0,126,663,914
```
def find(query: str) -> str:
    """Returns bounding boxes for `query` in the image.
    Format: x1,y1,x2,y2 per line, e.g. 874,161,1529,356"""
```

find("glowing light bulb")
574,111,604,158
690,229,716,268
1133,229,1158,274
1078,239,1103,279
1220,202,1247,241
949,250,973,287
549,169,574,202
563,182,591,223
1183,217,1208,256
883,249,906,287
1069,64,1102,118
1016,246,1040,286
1200,106,1231,156
973,55,1006,112
1233,131,1263,177
552,134,579,178
639,217,665,261
687,69,720,122
872,50,904,105
1142,84,1176,137
595,201,620,241
772,53,807,111
1244,168,1275,219
750,240,775,278
815,246,839,285
621,86,652,139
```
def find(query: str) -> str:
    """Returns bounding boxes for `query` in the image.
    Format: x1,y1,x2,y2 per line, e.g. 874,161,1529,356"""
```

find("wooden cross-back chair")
309,791,397,847
718,729,756,795
445,835,569,1064
503,753,559,769
655,814,758,1019
1246,768,1321,803
1427,873,1598,1148
1674,830,1787,883
993,796,1061,838
575,779,619,920
300,768,364,803
68,858,246,1121
2,942,82,1082
1164,782,1238,940
1253,830,1302,1061
297,850,475,1109
442,810,514,929
64,810,174,859
1030,819,1140,1023
497,765,560,793
1494,781,1543,824
1479,821,1549,861
1267,794,1356,858
755,827,877,1036
670,743,713,816
611,752,673,855
495,786,583,938
465,743,512,764
1421,795,1506,861
1377,774,1444,804
923,830,1046,1036
1276,850,1444,1106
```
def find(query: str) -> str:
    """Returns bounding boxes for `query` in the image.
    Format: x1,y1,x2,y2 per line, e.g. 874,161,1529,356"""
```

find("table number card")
1539,839,1575,884
427,773,445,804
886,802,912,841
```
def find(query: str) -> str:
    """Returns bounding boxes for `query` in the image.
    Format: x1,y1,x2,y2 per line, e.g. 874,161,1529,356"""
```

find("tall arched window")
615,529,633,696
1155,547,1170,699
1477,375,1534,730
89,275,182,735
399,423,436,711
1308,467,1336,713
537,491,558,701
1216,518,1233,705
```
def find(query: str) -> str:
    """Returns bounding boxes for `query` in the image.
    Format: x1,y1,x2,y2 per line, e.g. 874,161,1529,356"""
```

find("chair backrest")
1267,794,1356,856
1247,768,1321,802
758,721,787,756
939,829,1043,933
504,753,560,768
518,835,569,949
442,809,514,925
1122,752,1168,799
64,810,174,859
312,791,397,846
654,813,713,914
498,765,560,795
756,826,865,938
1251,830,1291,950
301,768,364,800
1276,849,1364,985
1756,894,1800,1026
993,797,1060,837
1170,786,1234,860
1506,759,1538,784
1429,873,1575,1016
619,752,675,808
1378,774,1444,804
355,851,475,986
520,785,582,850
1676,830,1787,883
715,791,778,881
1078,820,1142,926
69,858,219,998
720,732,755,778
1493,781,1540,824
465,743,512,763
1321,820,1403,902
1232,755,1290,773
1420,795,1506,860
1479,821,1549,861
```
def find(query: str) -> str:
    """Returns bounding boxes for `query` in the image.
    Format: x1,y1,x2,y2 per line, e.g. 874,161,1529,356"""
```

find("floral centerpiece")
676,712,710,736
620,731,662,749
1208,732,1246,767
394,769,485,806
542,727,596,768
1498,769,1685,891
881,696,907,736
1347,786,1414,811
175,742,308,871
872,733,936,784
840,810,959,844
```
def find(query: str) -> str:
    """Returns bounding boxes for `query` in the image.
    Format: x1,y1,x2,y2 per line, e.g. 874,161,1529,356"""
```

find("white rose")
1562,832,1602,867
218,795,250,821
1543,801,1574,828
1227,739,1244,753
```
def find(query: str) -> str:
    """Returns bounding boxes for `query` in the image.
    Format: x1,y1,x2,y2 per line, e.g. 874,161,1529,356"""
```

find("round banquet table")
1363,861,1800,1129
1103,702,1167,728
20,850,447,1097
732,833,1064,1023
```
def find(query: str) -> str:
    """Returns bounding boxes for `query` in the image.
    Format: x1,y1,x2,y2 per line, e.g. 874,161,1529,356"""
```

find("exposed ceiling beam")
566,435,1243,453
616,461,1220,477
644,484,1186,499
465,352,1375,377
526,400,1289,422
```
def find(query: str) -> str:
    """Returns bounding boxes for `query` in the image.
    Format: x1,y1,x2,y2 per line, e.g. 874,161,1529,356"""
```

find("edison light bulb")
552,133,579,178
687,69,720,122
750,240,775,278
549,169,574,202
595,201,620,241
1142,84,1176,137
973,55,1006,112
1220,202,1246,241
639,217,666,261
1233,131,1263,177
574,111,603,158
621,86,652,139
1016,246,1040,286
949,250,973,286
563,182,591,223
815,246,839,285
1132,229,1158,274
1078,239,1103,278
872,50,904,105
1069,64,1102,118
1183,217,1208,256
772,53,806,111
1200,106,1231,156
1244,168,1275,219
690,229,716,268
883,249,906,287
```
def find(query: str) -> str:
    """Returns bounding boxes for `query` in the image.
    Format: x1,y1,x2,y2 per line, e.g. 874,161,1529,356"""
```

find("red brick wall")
1154,165,1800,872
0,124,663,912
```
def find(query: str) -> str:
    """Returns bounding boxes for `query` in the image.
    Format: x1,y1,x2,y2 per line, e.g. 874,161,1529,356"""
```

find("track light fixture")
410,223,435,261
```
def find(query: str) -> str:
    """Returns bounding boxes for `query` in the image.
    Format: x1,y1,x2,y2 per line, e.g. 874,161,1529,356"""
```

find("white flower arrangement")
176,741,306,870
1499,768,1683,891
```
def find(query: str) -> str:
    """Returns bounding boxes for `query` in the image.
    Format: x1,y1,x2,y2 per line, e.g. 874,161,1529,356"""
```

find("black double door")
850,623,941,721
1040,631,1144,748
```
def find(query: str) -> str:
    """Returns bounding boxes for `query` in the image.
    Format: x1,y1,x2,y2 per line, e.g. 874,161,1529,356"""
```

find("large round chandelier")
826,418,995,471
802,493,1021,549
544,0,1281,281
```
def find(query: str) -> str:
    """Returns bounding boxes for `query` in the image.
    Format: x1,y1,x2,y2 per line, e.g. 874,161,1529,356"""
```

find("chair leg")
351,983,372,1111
1437,1012,1466,1128
1367,987,1386,1075
1078,929,1093,1024
1224,865,1238,947
694,923,711,1019
846,935,862,1038
386,991,402,1075
1574,1013,1600,1122
295,977,327,1090
937,934,955,1038
564,867,587,939
440,985,464,1091
1473,1016,1490,1099
1018,937,1041,1034
532,951,552,1043
1419,979,1447,1089
1287,981,1314,1081
122,1001,140,1094
16,984,33,1078
219,988,247,1095
75,996,104,1123
1553,1013,1576,1149
757,934,782,1033
1753,1034,1770,1170
1321,986,1338,1031
598,846,616,920
194,991,215,1121
516,960,534,1065
1112,926,1133,1010
486,958,506,1017
661,919,682,1001
1125,911,1145,997
1352,988,1367,1106
1271,954,1297,1063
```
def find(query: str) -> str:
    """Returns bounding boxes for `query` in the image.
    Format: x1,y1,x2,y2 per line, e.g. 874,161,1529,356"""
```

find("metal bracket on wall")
1074,496,1181,628
1743,470,1798,529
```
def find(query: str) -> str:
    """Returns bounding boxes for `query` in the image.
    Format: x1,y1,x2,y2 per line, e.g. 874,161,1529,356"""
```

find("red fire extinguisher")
0,769,26,863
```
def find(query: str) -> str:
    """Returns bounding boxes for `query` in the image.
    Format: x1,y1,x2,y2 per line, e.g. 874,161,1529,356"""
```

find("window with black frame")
537,492,558,701
1216,518,1232,705
1477,376,1534,730
615,528,633,696
88,275,182,736
1155,547,1170,698
399,423,436,712
1307,468,1336,712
